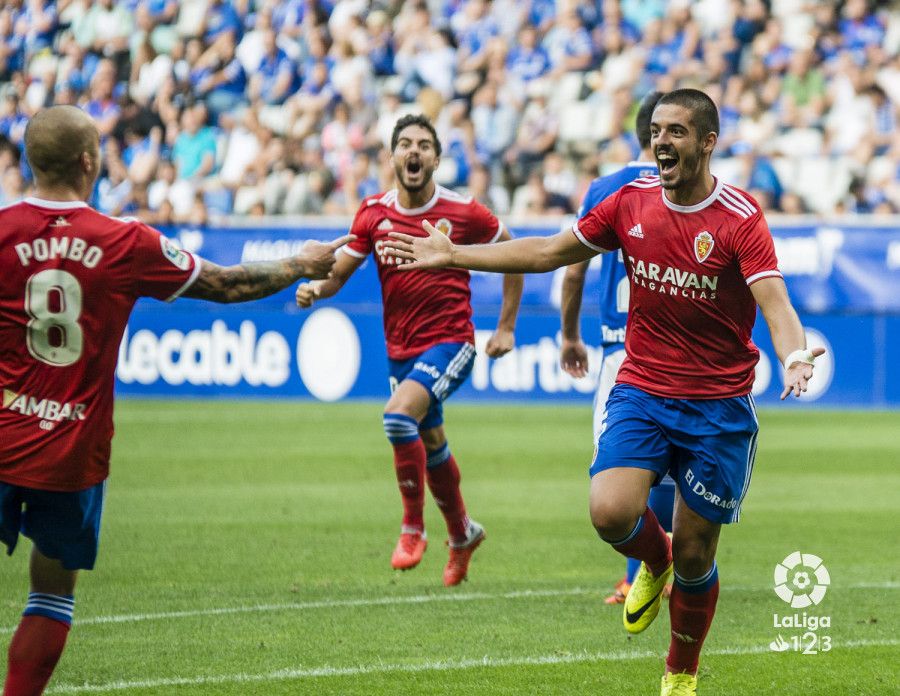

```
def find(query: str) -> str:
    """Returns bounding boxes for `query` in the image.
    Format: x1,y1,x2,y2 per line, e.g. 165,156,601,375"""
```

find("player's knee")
672,534,717,578
419,428,445,452
590,497,641,540
382,412,420,445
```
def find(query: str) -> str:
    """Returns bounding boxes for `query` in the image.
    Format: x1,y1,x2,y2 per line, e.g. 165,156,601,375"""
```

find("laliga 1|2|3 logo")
769,552,832,655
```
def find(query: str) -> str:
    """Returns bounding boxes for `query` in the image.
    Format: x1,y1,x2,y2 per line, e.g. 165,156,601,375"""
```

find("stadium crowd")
1,0,899,221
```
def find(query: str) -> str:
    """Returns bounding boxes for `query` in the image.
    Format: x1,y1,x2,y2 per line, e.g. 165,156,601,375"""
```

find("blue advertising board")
116,220,900,407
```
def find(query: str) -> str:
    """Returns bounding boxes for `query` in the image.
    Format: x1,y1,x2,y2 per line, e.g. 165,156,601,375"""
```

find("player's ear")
703,131,718,155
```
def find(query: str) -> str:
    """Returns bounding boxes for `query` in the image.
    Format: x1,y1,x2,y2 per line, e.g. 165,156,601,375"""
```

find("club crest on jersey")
694,231,714,263
435,218,453,237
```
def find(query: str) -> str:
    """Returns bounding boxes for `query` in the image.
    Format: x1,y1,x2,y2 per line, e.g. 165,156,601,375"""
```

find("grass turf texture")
1,402,897,695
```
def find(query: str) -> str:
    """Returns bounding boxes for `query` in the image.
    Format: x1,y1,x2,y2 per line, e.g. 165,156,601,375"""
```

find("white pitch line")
0,588,594,635
45,638,900,694
2,582,898,635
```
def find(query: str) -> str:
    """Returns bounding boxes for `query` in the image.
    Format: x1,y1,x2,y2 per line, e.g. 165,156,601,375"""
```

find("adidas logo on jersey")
378,219,394,230
50,216,71,227
627,223,644,238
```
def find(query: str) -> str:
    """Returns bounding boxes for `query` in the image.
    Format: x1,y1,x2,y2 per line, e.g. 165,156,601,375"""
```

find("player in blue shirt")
558,91,675,605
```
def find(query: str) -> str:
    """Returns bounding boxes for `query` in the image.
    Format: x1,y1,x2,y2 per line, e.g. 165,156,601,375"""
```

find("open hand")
383,220,454,269
781,346,827,399
299,234,355,279
560,338,589,378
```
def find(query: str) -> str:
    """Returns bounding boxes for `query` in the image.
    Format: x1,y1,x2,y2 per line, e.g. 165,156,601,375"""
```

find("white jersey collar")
24,197,89,209
393,186,440,216
661,177,723,213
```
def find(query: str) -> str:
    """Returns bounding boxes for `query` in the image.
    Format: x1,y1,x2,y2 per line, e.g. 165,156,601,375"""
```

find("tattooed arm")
183,235,353,303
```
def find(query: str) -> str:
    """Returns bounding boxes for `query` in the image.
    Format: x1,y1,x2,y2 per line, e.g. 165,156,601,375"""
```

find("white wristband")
783,349,815,371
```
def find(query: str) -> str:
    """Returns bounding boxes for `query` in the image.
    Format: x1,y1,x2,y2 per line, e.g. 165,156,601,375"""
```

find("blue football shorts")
590,384,759,524
388,341,476,430
1,480,107,570
592,345,626,444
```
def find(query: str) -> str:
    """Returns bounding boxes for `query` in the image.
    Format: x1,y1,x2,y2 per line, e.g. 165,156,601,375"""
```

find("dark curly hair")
390,114,442,156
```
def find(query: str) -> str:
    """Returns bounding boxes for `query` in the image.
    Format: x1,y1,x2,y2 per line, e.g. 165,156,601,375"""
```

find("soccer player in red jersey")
0,106,351,696
296,114,522,586
384,90,825,695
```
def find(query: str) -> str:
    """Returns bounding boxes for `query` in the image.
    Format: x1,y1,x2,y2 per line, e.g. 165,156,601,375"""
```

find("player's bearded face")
651,105,705,190
392,126,438,193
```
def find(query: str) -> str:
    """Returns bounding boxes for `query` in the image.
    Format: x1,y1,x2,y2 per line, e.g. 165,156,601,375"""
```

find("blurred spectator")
83,59,121,139
543,7,594,76
471,82,517,171
395,27,456,101
838,0,885,64
0,163,25,205
502,92,558,186
506,25,550,85
839,175,893,214
200,0,244,45
465,162,510,215
248,28,296,106
514,171,575,216
194,35,247,122
122,125,161,186
729,141,783,211
95,138,133,216
73,0,133,80
176,102,216,172
780,49,827,129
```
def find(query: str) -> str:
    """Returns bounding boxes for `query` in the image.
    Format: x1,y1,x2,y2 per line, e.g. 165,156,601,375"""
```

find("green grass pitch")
1,401,897,695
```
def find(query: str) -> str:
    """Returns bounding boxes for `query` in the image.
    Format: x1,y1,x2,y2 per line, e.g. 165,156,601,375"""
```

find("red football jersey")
0,198,200,491
574,177,782,399
344,186,503,360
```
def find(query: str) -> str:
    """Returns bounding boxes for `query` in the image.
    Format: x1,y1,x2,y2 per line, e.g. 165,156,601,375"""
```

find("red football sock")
392,438,427,530
426,454,468,544
609,508,672,577
666,574,720,675
4,615,70,696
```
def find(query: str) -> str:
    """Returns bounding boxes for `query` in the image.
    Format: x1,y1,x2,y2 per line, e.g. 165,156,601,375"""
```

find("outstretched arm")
184,235,353,303
751,276,826,399
385,221,599,273
559,260,590,378
485,226,523,358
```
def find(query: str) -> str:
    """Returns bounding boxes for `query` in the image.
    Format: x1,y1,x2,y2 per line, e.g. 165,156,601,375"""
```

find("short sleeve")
732,212,782,286
572,189,620,253
131,223,201,301
342,202,373,259
461,199,503,245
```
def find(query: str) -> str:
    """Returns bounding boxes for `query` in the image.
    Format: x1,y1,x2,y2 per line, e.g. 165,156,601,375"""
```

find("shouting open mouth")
657,149,678,178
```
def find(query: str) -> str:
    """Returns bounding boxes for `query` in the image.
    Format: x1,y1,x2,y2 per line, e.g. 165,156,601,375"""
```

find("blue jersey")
577,161,657,346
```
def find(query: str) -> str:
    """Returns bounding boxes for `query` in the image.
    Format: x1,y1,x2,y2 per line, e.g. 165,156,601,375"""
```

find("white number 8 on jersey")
25,269,84,366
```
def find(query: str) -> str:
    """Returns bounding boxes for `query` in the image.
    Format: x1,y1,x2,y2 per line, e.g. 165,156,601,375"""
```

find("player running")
1,105,350,696
559,92,675,606
295,114,522,587
384,89,824,695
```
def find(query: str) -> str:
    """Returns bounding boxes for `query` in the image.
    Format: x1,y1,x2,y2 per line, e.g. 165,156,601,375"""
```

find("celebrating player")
295,114,522,586
0,105,351,696
558,91,675,606
384,89,824,695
